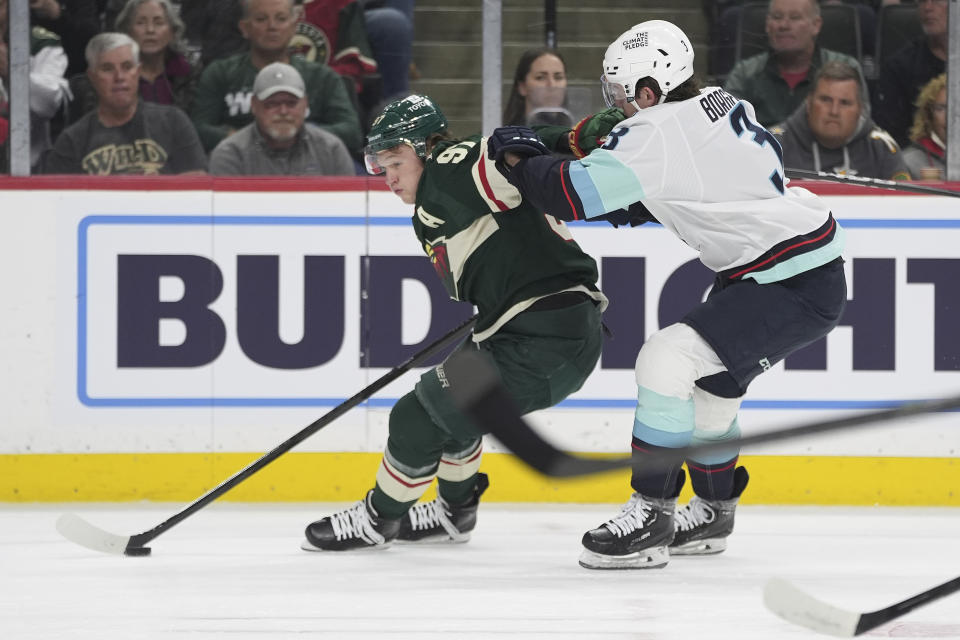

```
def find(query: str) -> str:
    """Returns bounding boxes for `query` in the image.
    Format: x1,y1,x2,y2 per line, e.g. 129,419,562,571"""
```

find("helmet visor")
600,74,628,108
362,139,417,176
363,147,385,175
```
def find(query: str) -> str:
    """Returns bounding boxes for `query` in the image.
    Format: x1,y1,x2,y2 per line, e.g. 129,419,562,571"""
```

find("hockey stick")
56,314,478,556
785,168,960,198
764,576,960,637
447,351,960,631
444,349,960,478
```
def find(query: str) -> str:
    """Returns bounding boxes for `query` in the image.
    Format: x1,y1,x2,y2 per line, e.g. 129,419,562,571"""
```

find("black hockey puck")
125,546,152,557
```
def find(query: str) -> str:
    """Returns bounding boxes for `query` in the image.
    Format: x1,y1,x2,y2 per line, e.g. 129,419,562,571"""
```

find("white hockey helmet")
601,20,694,107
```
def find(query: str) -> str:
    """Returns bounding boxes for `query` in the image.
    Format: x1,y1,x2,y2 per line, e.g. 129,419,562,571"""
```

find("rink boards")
1,176,958,504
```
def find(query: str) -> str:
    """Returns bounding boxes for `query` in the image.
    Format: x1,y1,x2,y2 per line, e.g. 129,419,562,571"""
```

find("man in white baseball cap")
253,61,306,101
209,62,354,175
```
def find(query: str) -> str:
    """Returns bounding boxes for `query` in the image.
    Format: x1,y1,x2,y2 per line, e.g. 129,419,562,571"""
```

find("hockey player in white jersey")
489,20,848,570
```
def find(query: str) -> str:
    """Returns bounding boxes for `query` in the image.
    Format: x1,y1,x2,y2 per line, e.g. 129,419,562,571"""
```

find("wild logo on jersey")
423,238,455,297
290,23,331,64
82,139,167,175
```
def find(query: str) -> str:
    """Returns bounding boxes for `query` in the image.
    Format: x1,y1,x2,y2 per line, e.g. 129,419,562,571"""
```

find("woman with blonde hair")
903,73,947,181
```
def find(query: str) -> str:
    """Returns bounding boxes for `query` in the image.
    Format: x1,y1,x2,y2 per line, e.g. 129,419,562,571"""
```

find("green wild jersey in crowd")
413,134,603,340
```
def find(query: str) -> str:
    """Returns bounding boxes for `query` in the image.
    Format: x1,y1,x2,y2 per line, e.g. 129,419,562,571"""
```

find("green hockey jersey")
413,135,606,341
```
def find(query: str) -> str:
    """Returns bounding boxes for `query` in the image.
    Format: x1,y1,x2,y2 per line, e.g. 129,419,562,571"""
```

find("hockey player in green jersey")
302,94,608,552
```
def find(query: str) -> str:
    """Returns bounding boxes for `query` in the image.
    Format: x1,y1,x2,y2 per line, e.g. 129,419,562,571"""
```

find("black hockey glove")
594,202,658,228
487,126,550,172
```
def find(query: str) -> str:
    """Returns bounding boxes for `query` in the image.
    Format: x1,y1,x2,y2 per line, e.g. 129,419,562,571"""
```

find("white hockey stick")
764,576,960,637
56,513,138,555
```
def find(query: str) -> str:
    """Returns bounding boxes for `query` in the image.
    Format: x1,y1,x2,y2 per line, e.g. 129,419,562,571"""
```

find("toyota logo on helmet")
363,94,449,175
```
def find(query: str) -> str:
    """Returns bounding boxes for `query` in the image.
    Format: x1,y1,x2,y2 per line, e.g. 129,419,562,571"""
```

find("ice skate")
670,466,749,556
397,473,489,544
579,492,677,570
302,490,400,551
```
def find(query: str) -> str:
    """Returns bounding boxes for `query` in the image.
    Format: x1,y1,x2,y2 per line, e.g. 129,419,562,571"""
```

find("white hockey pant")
635,323,742,440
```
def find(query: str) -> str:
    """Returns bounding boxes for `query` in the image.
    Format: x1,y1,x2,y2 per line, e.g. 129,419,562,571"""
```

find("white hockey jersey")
514,87,845,284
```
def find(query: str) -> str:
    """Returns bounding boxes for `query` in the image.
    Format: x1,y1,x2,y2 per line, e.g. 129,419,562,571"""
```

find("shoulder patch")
869,128,900,154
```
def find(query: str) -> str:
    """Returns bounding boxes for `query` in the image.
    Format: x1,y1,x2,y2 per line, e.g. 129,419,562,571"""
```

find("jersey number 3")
729,103,785,194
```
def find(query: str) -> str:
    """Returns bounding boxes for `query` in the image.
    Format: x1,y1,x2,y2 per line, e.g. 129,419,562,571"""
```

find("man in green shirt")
301,95,607,552
723,0,865,127
209,62,355,175
190,0,362,155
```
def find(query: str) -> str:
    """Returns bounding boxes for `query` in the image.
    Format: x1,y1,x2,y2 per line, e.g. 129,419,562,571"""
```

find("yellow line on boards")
1,453,957,505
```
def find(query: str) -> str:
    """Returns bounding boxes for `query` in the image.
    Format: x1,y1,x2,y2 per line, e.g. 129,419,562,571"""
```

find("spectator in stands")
70,0,200,123
291,0,381,126
710,0,877,81
30,0,100,76
43,33,207,174
503,48,572,127
362,0,414,100
724,0,866,127
191,0,362,155
0,0,72,169
209,62,354,175
180,0,414,100
903,73,947,181
772,60,910,181
291,0,377,96
117,0,199,110
874,0,947,147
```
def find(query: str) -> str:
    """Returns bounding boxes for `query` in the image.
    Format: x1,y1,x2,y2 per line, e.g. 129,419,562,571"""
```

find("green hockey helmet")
363,94,449,175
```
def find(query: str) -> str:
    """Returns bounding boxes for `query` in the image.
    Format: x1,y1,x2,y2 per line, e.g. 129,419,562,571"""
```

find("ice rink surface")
2,503,959,639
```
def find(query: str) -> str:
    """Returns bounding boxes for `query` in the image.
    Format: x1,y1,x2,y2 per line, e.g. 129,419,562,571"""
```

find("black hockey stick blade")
764,575,960,637
444,349,960,478
445,349,629,477
57,314,477,556
786,168,960,198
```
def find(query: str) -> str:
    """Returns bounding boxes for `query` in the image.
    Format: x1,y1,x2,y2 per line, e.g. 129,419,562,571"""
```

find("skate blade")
394,533,471,545
300,538,393,552
578,545,669,570
669,537,727,556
